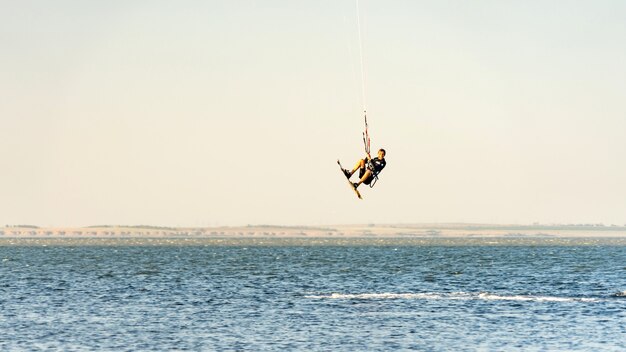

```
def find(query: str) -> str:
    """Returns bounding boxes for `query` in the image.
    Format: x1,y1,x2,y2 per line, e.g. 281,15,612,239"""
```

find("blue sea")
1,237,625,351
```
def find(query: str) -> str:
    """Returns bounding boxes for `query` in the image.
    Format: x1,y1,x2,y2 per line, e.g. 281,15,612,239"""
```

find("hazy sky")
2,1,626,227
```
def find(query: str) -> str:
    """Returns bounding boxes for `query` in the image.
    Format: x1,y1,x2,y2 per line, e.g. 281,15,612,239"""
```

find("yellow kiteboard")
337,160,362,199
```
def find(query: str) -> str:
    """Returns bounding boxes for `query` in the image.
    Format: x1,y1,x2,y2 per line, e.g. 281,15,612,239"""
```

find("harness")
366,160,380,188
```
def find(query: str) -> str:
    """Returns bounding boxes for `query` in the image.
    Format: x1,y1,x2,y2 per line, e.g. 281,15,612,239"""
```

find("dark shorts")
359,161,374,185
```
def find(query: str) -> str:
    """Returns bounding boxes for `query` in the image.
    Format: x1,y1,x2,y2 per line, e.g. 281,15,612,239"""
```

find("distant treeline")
5,225,39,229
248,224,337,232
464,224,626,231
85,225,177,231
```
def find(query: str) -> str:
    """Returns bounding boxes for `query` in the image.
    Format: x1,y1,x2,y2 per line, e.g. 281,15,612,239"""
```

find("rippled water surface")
1,237,625,351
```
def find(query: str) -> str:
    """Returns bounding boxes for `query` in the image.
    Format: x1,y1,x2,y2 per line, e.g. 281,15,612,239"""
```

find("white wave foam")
476,293,599,302
306,292,601,303
306,293,443,300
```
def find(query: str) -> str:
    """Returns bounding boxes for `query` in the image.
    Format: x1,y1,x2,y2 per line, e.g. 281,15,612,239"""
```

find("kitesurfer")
342,148,386,189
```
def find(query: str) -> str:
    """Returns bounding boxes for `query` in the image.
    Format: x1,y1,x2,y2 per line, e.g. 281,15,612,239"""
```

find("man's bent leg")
350,158,367,176
355,169,372,188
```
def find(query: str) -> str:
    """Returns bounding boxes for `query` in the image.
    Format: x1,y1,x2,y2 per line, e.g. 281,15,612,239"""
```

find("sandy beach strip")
1,224,625,238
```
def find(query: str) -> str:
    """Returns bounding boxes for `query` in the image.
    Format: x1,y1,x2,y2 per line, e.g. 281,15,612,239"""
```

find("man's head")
378,148,386,159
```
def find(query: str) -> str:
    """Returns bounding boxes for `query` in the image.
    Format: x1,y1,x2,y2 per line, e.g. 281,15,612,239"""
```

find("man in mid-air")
342,148,386,189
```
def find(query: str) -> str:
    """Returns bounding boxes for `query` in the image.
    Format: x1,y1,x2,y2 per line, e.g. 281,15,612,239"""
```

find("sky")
2,0,626,227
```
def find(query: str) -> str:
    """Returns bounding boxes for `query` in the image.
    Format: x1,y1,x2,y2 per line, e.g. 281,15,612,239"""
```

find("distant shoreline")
2,224,626,238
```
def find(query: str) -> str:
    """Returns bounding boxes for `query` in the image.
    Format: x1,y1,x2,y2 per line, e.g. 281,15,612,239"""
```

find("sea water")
1,237,625,351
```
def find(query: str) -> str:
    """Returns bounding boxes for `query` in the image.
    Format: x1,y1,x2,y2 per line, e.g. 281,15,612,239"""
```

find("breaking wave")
306,292,603,303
